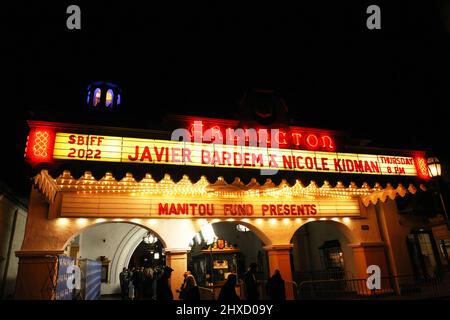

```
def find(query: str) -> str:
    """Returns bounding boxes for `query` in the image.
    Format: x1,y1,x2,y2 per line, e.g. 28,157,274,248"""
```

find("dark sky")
1,1,450,197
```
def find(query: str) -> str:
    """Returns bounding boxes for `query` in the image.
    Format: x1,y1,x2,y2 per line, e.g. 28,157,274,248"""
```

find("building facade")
15,89,450,299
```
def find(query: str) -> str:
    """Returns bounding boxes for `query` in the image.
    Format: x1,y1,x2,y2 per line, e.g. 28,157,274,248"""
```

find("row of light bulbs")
53,170,414,198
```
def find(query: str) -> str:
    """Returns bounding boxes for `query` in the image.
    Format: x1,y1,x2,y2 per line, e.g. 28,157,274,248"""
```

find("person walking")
266,269,286,301
243,263,258,300
156,266,174,300
218,273,240,301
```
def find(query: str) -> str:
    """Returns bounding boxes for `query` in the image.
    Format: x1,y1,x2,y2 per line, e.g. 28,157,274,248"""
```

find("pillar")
263,244,295,300
350,242,395,294
15,250,64,300
165,248,189,300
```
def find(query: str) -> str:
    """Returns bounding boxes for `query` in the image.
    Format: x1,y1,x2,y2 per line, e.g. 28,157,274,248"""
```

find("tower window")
93,88,102,106
106,89,114,107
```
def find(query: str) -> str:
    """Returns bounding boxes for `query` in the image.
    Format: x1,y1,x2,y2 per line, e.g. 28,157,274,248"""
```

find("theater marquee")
59,194,361,218
24,129,429,178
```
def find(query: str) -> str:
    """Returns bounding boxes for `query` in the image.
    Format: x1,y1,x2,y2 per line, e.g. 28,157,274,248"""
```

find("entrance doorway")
187,221,269,298
407,230,442,279
64,222,165,298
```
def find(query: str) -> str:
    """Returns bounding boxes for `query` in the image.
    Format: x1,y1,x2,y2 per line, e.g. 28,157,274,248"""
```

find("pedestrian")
218,273,240,301
128,268,135,300
243,262,258,300
156,266,174,300
177,271,191,300
266,269,286,301
131,267,143,300
143,266,154,299
183,274,200,301
119,267,129,300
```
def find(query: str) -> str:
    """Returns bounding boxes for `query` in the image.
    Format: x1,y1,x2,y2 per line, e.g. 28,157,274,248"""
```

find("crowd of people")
119,262,286,301
218,263,286,301
119,265,172,300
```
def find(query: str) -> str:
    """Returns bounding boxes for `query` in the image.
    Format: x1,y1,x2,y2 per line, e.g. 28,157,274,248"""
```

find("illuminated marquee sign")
34,131,429,178
60,194,361,218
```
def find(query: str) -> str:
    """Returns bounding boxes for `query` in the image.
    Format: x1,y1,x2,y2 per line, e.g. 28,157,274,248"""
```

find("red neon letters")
190,121,335,151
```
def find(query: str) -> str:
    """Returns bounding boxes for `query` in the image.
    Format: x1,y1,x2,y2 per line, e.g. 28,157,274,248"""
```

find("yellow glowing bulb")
57,218,69,226
76,218,87,225
256,218,263,225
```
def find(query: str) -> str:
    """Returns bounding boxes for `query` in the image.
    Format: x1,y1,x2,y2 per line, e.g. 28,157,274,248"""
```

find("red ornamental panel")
413,156,430,180
25,128,56,164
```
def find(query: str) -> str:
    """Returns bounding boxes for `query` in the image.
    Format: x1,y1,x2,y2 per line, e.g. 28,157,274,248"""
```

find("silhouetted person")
177,271,191,300
156,266,174,300
143,266,154,299
184,274,200,301
266,269,286,301
119,267,129,300
218,274,240,301
132,267,144,300
243,262,258,300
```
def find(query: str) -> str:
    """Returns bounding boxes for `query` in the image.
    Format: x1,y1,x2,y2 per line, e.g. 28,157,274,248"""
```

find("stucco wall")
0,195,28,299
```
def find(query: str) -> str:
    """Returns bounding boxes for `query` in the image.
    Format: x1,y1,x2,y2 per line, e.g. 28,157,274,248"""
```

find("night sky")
1,1,450,198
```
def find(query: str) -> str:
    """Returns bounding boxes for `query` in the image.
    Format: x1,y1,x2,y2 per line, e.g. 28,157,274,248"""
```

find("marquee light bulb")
57,218,69,226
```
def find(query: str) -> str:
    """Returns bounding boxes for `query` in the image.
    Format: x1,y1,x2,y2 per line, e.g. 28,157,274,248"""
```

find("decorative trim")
164,248,191,255
34,170,60,204
360,183,426,207
51,170,427,201
348,242,385,248
263,244,294,251
16,250,65,258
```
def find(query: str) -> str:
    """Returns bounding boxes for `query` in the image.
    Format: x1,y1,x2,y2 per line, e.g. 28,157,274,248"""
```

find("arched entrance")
290,219,357,286
188,221,270,299
64,221,166,297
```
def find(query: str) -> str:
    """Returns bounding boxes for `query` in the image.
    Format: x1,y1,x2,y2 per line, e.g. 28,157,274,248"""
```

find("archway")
290,220,357,287
64,221,166,297
187,221,270,299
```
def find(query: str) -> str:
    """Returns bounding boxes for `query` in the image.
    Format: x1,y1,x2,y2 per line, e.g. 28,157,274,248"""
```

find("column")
15,250,64,300
350,242,396,294
164,248,189,300
263,244,295,300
